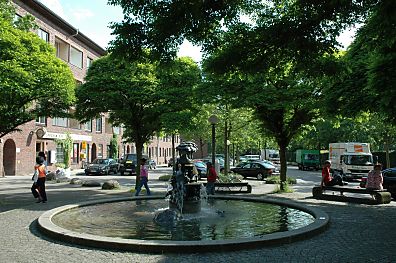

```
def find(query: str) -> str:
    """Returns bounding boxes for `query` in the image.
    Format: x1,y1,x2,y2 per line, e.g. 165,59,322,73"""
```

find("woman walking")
31,156,47,203
135,158,151,196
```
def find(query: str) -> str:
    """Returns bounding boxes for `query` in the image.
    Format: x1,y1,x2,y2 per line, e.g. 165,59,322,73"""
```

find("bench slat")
312,186,391,204
320,186,385,194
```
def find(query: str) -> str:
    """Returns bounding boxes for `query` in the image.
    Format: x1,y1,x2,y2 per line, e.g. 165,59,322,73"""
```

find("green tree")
109,134,119,159
107,0,376,61
76,55,200,187
108,0,380,190
55,133,73,169
324,1,396,121
0,1,75,138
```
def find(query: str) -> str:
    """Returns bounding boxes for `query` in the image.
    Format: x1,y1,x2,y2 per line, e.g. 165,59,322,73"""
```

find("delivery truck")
329,142,374,180
260,149,280,164
296,149,321,170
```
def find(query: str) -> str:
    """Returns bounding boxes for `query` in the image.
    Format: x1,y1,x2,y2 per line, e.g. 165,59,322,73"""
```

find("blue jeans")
135,177,151,196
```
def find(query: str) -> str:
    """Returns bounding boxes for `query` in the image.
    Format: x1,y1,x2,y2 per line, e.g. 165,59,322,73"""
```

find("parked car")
119,154,148,176
236,159,280,174
231,161,275,180
360,168,396,198
194,161,207,180
84,158,119,175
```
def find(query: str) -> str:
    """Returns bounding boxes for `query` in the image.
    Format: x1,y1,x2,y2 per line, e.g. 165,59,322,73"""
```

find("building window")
87,57,93,68
96,117,102,132
113,126,120,135
82,120,92,132
72,143,79,164
69,118,80,129
55,37,69,62
98,144,103,158
37,28,49,42
52,117,68,127
35,116,46,125
56,144,64,164
70,46,83,68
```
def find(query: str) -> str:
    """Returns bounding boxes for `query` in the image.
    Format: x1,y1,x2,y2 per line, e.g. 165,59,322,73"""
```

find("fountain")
37,142,329,253
167,141,202,214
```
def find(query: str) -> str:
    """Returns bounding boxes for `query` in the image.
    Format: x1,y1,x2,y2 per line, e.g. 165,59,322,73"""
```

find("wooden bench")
312,185,391,205
203,182,252,193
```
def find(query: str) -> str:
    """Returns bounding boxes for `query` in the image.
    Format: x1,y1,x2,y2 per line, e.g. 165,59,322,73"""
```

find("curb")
37,195,329,253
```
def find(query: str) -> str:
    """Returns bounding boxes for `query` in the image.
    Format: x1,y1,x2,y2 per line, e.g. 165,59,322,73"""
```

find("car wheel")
85,172,89,176
257,173,264,180
120,171,124,176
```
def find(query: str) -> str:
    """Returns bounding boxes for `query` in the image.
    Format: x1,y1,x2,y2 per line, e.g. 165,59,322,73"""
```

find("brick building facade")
0,0,177,176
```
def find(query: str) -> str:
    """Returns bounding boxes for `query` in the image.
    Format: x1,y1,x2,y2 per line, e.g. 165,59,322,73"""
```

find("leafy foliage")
76,55,200,187
323,1,396,122
55,133,73,168
109,134,118,159
0,1,75,138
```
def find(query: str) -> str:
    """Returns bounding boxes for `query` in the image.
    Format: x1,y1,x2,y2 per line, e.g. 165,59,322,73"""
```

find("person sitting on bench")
321,160,346,187
366,163,383,190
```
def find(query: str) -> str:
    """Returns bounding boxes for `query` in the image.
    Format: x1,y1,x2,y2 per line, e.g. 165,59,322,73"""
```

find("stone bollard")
102,180,120,190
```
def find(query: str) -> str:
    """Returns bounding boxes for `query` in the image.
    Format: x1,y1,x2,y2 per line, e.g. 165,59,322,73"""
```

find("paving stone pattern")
1,168,395,263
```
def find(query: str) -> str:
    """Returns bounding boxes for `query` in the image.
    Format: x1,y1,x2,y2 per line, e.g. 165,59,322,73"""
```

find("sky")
38,0,355,63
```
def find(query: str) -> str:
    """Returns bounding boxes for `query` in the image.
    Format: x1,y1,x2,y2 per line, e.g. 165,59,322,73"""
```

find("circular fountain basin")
37,196,329,253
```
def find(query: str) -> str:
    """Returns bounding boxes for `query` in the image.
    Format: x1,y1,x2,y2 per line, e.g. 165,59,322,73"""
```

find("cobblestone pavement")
1,167,395,263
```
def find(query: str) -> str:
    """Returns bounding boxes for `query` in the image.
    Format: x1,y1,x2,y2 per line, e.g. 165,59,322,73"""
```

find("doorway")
3,139,16,175
91,143,97,162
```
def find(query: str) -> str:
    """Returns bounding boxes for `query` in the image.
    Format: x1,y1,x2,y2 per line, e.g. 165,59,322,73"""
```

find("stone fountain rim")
37,195,329,253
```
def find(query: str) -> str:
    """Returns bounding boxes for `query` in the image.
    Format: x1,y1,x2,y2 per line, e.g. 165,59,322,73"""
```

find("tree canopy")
0,1,75,138
323,1,396,122
76,55,200,186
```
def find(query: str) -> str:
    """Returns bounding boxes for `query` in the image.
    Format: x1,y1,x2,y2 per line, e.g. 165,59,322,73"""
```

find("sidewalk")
1,173,396,262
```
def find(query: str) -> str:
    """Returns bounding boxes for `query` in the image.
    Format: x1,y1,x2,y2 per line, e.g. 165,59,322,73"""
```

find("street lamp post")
225,139,231,175
208,115,219,167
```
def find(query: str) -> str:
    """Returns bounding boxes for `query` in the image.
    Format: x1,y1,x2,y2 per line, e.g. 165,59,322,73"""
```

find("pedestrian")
135,158,151,196
366,163,383,190
206,162,217,195
321,160,345,187
31,156,47,203
38,151,47,166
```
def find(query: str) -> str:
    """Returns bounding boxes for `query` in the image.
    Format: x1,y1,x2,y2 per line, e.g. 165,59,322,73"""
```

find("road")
1,165,395,262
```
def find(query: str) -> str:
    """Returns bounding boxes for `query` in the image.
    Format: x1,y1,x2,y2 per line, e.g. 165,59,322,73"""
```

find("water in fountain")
52,198,316,241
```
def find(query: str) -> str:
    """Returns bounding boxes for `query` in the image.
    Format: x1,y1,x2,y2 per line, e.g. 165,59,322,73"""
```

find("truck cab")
296,149,321,171
330,143,374,180
339,153,374,178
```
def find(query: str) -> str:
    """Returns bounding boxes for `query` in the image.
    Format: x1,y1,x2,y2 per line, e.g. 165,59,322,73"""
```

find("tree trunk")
224,120,228,175
172,134,176,174
385,134,390,168
135,141,143,189
279,143,287,191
